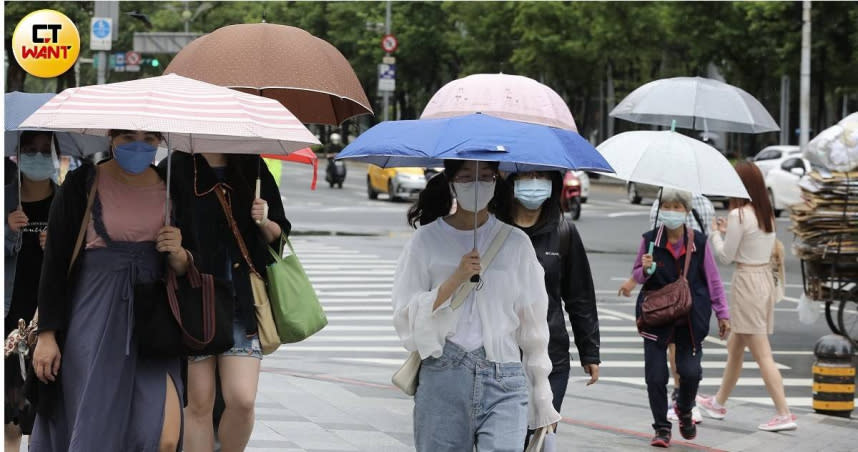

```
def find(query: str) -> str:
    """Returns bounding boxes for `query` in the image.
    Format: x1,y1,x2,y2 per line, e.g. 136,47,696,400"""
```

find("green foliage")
5,1,857,148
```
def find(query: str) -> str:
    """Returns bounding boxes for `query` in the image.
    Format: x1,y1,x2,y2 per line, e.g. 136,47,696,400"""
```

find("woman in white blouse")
697,161,797,432
393,160,561,451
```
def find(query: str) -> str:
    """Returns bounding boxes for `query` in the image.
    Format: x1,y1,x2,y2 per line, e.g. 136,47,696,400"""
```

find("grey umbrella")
610,76,780,134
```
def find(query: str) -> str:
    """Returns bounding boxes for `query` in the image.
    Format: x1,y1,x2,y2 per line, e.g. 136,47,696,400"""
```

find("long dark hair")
406,160,507,228
730,161,775,233
499,171,563,228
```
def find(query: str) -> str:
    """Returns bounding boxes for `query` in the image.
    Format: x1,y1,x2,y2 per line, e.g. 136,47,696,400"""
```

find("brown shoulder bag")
640,228,694,328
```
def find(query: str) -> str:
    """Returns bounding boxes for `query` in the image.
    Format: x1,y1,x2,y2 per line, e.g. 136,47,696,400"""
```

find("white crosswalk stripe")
271,239,816,407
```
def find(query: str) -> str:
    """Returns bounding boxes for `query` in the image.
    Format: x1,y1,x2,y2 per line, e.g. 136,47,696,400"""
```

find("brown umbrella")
165,23,373,126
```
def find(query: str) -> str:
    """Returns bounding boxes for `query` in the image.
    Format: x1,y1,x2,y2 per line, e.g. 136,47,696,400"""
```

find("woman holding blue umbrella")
394,159,561,451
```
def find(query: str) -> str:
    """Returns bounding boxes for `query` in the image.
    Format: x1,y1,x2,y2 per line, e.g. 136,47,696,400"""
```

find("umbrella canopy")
420,73,577,131
805,112,858,172
262,148,318,190
18,74,319,155
336,114,611,173
597,130,749,199
5,91,109,157
165,23,372,126
610,77,780,133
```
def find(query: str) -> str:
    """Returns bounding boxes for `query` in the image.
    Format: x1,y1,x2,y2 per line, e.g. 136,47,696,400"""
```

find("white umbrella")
19,73,319,154
597,130,750,199
610,77,779,134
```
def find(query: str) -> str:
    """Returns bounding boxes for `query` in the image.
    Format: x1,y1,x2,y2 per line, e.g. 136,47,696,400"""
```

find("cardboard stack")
790,169,858,300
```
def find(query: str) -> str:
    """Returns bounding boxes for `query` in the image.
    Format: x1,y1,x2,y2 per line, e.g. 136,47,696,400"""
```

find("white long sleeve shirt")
710,205,775,265
392,215,561,429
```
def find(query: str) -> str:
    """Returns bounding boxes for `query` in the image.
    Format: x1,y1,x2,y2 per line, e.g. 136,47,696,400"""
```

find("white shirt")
710,205,775,265
392,215,561,429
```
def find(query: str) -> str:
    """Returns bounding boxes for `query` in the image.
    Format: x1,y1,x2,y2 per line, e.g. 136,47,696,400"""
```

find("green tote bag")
267,236,327,343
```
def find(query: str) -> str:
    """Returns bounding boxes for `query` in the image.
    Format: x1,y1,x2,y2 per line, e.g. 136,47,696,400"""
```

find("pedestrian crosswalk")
267,238,820,408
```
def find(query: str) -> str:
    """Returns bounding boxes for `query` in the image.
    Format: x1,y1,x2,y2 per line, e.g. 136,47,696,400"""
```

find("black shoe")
651,428,671,448
675,404,697,440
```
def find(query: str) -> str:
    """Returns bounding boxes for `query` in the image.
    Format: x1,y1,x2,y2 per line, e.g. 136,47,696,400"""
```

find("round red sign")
380,34,398,53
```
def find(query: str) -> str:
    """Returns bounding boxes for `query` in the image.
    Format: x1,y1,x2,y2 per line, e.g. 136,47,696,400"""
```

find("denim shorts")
414,341,528,452
189,319,262,362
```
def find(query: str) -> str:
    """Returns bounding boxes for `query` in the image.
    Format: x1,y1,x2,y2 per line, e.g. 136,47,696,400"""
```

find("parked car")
766,156,810,217
367,165,426,201
626,181,660,205
561,171,583,220
627,181,730,208
752,145,802,177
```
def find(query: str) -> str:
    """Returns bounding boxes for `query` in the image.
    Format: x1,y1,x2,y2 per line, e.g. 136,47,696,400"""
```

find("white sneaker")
667,407,679,422
696,394,727,420
668,406,702,424
692,406,703,424
758,414,798,432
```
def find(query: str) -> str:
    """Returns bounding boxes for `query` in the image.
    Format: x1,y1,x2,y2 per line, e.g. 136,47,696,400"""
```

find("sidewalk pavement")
247,362,857,452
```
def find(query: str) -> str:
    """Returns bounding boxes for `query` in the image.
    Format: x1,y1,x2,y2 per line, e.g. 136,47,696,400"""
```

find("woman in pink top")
697,161,797,432
30,129,190,451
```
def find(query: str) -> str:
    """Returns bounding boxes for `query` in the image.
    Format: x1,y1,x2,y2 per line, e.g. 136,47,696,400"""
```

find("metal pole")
780,75,791,145
97,51,107,84
382,0,392,122
799,0,812,152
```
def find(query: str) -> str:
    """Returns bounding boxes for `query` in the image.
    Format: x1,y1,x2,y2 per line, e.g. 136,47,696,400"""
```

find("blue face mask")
514,178,553,210
18,153,56,181
113,141,157,175
659,211,687,230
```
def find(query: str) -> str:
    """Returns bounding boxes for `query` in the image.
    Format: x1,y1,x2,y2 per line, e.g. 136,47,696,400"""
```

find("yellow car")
367,165,427,201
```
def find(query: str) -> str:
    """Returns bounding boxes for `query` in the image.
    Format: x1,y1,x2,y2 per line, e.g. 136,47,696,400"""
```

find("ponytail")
406,160,507,229
408,171,453,228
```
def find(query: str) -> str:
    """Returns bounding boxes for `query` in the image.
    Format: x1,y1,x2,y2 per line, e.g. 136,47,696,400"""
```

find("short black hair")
108,129,165,141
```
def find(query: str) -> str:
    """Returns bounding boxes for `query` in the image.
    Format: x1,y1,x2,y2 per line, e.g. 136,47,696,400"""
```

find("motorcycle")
561,171,582,220
326,157,347,189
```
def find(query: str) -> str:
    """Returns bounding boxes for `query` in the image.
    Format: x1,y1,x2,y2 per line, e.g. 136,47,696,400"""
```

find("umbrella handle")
471,162,480,284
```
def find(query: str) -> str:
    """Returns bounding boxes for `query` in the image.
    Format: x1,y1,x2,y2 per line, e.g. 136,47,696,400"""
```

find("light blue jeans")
414,341,528,452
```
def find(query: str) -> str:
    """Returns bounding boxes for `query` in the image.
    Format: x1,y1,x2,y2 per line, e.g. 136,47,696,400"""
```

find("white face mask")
452,181,496,213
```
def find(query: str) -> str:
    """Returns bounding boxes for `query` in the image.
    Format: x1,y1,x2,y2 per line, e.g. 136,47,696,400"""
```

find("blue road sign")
93,19,111,39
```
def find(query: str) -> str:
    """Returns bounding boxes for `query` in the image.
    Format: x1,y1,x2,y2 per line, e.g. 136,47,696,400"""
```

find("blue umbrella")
5,91,110,158
337,113,612,283
336,113,612,173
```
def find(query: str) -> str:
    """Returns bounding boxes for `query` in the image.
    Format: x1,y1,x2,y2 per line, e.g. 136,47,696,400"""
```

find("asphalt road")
274,161,848,411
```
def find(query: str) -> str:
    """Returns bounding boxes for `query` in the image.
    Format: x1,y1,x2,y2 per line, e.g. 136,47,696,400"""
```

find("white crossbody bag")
392,223,513,396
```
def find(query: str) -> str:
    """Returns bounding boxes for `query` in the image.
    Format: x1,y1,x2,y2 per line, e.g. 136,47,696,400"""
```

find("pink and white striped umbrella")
421,73,578,131
19,73,319,155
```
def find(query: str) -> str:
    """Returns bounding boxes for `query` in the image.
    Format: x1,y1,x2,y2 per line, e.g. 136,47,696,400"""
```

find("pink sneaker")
758,414,798,432
695,394,727,420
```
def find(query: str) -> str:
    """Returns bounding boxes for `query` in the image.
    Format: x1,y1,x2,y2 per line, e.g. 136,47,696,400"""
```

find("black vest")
635,226,713,346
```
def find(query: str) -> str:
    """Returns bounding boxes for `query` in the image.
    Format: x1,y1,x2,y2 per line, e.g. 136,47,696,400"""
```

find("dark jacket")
521,216,600,370
159,152,290,335
5,178,58,313
635,226,712,348
35,161,194,414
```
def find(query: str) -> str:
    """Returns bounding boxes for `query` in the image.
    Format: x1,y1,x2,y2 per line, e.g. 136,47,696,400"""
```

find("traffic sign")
378,63,396,92
126,51,141,65
380,34,398,53
90,18,112,51
112,51,125,72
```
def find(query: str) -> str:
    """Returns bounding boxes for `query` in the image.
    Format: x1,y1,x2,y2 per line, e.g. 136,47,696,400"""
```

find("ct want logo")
13,9,81,78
